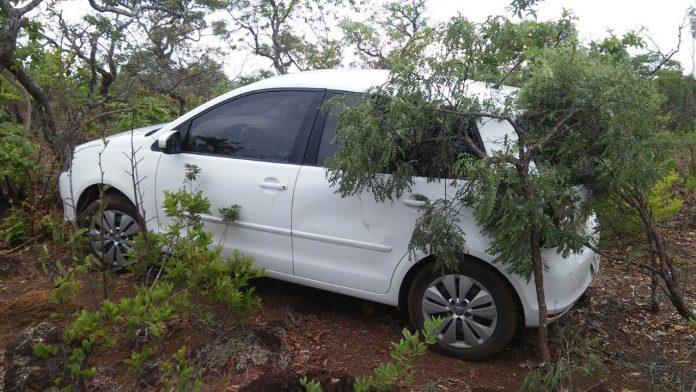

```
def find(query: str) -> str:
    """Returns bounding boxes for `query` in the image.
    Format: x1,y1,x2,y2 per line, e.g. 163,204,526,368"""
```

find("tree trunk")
645,232,660,312
530,227,552,366
1,68,31,131
9,67,61,157
0,14,23,70
633,194,694,320
649,255,660,313
518,158,553,367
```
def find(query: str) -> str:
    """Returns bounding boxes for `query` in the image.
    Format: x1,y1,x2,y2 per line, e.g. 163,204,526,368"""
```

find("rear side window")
317,96,485,177
316,95,360,165
184,90,322,163
408,118,485,177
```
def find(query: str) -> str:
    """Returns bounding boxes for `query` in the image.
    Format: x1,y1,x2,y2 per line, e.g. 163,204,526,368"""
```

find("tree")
219,0,348,74
324,10,694,370
341,0,430,69
0,0,60,154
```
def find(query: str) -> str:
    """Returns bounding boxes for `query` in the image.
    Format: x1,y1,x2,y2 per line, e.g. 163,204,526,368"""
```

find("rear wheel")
78,193,142,267
407,259,519,361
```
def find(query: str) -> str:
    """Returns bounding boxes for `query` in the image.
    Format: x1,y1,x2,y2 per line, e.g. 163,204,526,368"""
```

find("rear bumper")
516,215,600,327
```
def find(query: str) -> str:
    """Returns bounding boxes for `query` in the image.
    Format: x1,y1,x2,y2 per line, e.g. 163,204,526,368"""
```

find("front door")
291,94,446,293
155,89,324,274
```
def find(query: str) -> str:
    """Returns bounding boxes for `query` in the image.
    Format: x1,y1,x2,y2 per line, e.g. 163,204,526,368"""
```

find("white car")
59,69,599,360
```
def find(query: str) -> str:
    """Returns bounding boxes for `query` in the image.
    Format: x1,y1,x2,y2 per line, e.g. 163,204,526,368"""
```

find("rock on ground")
195,325,293,373
1,322,63,392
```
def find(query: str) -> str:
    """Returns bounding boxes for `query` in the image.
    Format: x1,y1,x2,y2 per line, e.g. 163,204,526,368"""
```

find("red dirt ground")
0,225,694,391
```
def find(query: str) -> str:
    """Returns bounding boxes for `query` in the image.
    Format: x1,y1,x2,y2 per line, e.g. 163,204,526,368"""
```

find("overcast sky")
58,0,696,76
232,0,696,76
429,0,695,73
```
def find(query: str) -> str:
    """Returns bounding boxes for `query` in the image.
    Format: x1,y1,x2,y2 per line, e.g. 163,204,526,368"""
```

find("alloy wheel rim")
88,209,141,266
421,274,498,348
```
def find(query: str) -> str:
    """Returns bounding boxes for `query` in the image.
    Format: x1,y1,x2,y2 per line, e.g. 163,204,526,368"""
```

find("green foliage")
218,204,241,224
50,255,95,306
222,0,348,74
159,346,202,392
455,156,588,277
66,346,97,381
409,199,467,270
595,171,683,244
520,330,604,392
300,376,323,392
299,319,440,392
112,96,177,132
132,164,263,317
0,206,30,244
520,360,572,392
648,172,683,222
517,45,663,190
353,318,440,392
55,163,261,387
653,71,696,133
508,0,542,18
60,280,191,382
0,121,37,195
105,281,191,339
124,346,156,373
32,343,58,358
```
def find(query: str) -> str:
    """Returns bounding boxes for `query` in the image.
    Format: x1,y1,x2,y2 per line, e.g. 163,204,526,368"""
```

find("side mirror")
157,131,181,154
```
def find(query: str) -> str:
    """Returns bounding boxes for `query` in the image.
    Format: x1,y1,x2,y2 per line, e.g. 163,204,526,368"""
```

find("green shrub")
32,343,58,358
301,318,441,392
0,121,37,197
112,96,177,132
595,170,683,244
124,346,155,373
300,376,323,392
130,163,263,317
0,206,30,244
159,346,201,392
353,318,439,391
54,163,262,387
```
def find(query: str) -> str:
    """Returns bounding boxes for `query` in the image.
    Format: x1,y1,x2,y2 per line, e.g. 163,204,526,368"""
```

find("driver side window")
184,90,321,163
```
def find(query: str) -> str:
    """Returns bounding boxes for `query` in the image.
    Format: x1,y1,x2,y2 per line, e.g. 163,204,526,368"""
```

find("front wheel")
407,259,519,361
78,193,142,267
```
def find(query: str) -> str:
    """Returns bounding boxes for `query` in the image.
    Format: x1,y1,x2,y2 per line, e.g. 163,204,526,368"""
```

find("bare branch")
88,0,135,17
646,13,687,76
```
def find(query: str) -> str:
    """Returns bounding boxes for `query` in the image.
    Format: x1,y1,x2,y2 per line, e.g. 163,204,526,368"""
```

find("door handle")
259,180,287,191
402,195,428,208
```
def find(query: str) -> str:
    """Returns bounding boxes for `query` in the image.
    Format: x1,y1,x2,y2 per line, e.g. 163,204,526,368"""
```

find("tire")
407,258,519,361
78,192,142,267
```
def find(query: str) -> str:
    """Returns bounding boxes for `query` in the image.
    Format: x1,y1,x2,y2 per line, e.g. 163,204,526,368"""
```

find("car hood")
107,123,169,140
75,123,169,151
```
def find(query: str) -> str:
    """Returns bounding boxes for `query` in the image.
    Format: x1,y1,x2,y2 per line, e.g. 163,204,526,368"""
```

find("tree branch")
1,68,31,131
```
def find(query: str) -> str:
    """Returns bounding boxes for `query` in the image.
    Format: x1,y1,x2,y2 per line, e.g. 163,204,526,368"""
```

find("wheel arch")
76,183,134,217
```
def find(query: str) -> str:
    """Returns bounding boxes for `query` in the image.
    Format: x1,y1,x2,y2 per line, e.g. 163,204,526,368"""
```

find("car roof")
242,68,518,97
159,69,518,134
245,69,391,93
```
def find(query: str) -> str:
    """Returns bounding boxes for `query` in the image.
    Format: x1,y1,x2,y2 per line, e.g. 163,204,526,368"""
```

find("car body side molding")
198,213,392,252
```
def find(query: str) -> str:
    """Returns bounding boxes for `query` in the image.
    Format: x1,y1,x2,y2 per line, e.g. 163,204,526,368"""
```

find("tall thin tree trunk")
633,194,693,320
519,158,552,367
646,233,660,312
530,227,552,366
1,68,31,131
9,67,61,157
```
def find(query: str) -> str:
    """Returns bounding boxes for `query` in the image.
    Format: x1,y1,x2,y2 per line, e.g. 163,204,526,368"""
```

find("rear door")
155,89,324,274
291,93,446,294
